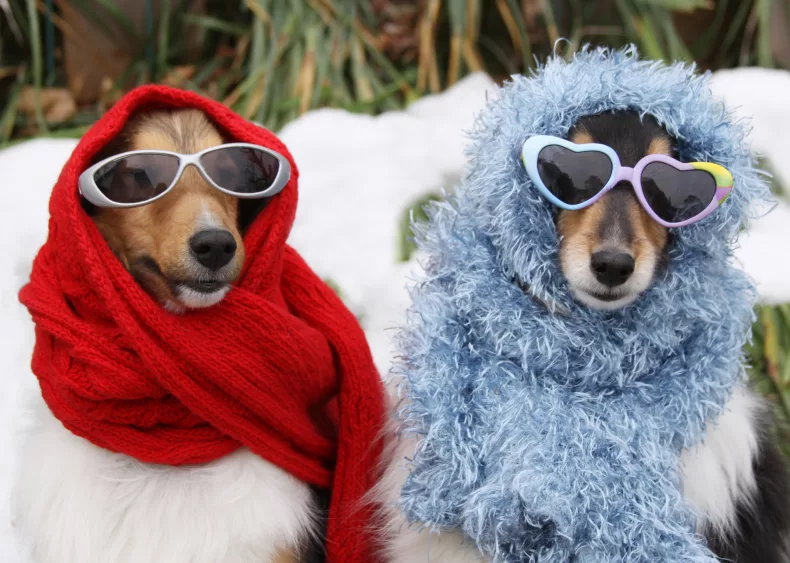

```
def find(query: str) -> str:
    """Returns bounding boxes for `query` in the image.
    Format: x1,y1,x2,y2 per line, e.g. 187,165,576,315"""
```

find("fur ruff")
15,395,316,563
394,46,772,562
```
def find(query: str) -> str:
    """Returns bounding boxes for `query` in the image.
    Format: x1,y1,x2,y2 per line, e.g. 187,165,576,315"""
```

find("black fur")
302,486,331,563
569,111,790,561
239,198,271,234
705,408,790,563
571,111,677,248
570,110,677,166
566,110,677,272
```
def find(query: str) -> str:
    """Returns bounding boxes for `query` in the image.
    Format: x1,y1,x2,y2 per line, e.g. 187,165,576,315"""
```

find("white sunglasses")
79,143,291,208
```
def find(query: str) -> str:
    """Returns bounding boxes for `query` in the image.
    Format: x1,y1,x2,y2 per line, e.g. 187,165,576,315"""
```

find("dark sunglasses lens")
94,154,179,204
537,145,613,205
641,162,717,224
200,147,281,195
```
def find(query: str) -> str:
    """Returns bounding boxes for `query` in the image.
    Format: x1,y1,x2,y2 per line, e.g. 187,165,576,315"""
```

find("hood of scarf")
19,85,385,562
396,47,772,562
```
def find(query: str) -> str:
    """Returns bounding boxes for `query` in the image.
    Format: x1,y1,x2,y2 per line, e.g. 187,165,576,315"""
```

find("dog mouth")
170,278,233,311
131,256,238,311
179,279,228,294
582,289,625,302
557,246,658,311
571,285,640,310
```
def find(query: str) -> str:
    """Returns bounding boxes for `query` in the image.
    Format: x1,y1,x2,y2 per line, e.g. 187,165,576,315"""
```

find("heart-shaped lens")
537,145,613,205
640,162,717,224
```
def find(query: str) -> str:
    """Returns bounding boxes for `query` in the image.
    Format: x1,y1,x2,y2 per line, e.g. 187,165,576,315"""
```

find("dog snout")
189,229,237,270
590,249,635,287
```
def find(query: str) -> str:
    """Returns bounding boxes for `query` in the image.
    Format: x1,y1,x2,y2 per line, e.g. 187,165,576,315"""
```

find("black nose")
189,229,237,270
590,250,635,287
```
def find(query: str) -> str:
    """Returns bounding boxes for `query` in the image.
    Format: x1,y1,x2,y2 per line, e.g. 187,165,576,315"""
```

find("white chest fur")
378,385,762,561
678,385,762,536
14,395,317,563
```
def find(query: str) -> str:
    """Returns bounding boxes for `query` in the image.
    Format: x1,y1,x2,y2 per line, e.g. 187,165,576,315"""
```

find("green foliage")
323,277,365,325
397,190,443,263
323,277,346,301
747,304,790,459
3,0,790,461
757,156,789,201
2,0,789,145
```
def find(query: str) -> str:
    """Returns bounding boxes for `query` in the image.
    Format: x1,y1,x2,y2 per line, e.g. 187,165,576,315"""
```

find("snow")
0,68,788,560
709,68,790,305
0,139,85,563
284,72,495,369
710,68,790,190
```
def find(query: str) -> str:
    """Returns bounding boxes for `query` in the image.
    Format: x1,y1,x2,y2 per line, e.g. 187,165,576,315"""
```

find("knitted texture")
396,47,772,562
19,85,386,563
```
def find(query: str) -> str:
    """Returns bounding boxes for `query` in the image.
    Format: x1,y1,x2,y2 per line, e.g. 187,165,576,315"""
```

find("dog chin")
170,284,231,311
570,286,641,311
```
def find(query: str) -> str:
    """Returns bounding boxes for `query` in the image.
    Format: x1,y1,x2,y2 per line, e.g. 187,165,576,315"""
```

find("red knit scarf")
19,85,386,562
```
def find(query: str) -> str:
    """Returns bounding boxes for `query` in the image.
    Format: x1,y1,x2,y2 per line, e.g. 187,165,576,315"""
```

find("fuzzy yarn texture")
396,47,772,562
18,85,386,563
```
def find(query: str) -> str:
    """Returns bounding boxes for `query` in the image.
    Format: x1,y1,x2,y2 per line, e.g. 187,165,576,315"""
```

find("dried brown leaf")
18,87,77,126
161,65,198,88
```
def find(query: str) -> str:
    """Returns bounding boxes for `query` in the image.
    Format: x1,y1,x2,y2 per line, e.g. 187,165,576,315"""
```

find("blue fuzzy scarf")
395,47,772,562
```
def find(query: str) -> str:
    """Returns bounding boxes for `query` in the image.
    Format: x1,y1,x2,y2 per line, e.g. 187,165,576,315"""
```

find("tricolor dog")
377,110,790,563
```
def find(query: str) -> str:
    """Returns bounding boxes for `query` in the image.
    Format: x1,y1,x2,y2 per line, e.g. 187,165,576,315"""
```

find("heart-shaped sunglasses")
79,143,291,208
521,135,733,227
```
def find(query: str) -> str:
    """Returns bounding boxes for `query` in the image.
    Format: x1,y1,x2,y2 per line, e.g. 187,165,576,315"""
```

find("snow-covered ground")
709,68,790,304
1,68,788,560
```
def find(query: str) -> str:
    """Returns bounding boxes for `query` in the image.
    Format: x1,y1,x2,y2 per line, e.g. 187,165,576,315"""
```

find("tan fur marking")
130,110,221,154
557,192,667,267
640,138,671,260
569,130,594,145
270,548,301,563
558,123,671,271
628,199,668,263
93,109,244,308
647,136,672,156
557,188,668,282
557,203,603,257
131,129,180,153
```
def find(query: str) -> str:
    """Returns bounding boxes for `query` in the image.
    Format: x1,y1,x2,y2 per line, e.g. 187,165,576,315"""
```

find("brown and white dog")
377,111,790,563
14,110,320,563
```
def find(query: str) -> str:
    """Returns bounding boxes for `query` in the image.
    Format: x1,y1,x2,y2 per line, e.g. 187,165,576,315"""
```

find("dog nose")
590,250,635,287
189,229,237,270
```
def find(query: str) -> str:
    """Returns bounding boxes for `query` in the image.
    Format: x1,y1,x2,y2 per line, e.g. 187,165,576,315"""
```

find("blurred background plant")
3,0,790,143
2,0,790,455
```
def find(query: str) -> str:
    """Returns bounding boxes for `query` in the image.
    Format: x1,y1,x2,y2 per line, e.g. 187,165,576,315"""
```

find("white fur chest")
14,395,316,563
678,385,762,536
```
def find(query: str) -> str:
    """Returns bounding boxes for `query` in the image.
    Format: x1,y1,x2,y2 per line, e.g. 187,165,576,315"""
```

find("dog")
377,111,790,563
14,110,322,563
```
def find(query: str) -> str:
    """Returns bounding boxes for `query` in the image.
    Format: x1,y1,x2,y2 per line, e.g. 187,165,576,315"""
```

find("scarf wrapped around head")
396,47,771,561
19,85,385,562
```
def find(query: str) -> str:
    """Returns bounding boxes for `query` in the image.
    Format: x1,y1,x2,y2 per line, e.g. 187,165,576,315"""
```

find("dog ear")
238,199,272,235
81,197,99,216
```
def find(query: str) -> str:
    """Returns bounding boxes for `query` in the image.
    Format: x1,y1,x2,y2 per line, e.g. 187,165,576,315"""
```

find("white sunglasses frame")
78,143,291,209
